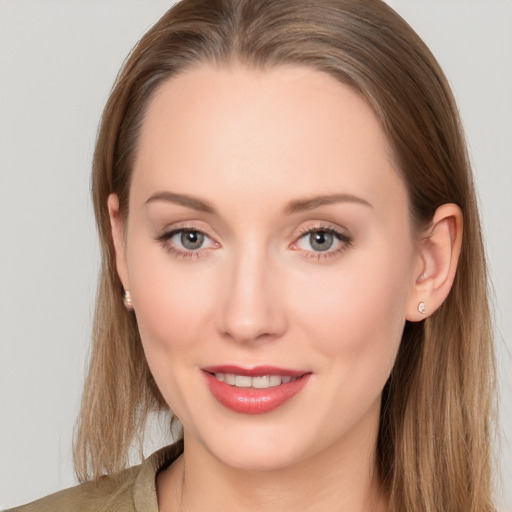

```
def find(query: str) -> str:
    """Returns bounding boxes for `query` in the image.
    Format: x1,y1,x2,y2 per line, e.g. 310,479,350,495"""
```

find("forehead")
131,64,406,218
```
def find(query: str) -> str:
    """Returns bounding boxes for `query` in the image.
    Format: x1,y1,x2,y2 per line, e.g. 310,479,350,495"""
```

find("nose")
217,245,287,345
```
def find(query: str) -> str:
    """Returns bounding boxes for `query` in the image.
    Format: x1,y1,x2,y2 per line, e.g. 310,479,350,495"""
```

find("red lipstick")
202,365,311,415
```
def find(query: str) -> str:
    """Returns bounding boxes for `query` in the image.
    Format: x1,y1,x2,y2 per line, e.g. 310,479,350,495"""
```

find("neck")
158,417,388,512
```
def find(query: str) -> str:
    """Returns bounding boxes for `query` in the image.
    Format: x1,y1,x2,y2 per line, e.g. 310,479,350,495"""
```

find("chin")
207,435,307,472
185,407,327,472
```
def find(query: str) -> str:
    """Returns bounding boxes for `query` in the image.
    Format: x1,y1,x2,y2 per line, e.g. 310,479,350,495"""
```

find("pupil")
181,231,204,250
310,231,333,251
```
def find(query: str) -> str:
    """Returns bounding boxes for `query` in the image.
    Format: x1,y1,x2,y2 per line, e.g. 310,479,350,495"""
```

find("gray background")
0,0,510,509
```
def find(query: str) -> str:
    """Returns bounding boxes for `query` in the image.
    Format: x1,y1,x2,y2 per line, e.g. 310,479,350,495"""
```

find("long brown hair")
75,1,496,509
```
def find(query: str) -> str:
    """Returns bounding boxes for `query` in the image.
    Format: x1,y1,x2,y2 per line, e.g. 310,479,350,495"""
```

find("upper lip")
202,365,309,377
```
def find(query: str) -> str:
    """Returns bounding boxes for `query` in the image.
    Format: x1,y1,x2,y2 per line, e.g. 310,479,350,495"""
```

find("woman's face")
111,65,422,470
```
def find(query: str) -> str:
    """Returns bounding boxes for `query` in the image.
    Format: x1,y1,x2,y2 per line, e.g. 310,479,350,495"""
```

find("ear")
107,193,130,291
406,203,463,321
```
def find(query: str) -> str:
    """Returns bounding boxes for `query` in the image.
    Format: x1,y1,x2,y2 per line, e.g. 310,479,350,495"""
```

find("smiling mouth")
210,373,301,389
202,365,311,414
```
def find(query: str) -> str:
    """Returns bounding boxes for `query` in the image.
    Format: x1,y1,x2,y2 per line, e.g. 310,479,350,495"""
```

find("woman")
9,0,496,510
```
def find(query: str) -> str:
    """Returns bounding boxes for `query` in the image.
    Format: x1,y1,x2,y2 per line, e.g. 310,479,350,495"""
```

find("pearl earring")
123,290,133,310
417,301,426,314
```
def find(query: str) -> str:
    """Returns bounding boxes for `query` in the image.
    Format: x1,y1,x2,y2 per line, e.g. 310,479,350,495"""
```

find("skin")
109,65,462,512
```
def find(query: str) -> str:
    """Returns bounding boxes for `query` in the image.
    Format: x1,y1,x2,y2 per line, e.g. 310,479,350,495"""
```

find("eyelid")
156,219,220,243
293,221,351,241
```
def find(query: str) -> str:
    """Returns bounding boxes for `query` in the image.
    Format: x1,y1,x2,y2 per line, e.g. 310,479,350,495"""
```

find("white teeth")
213,373,299,389
224,373,236,385
252,376,270,388
234,375,252,387
269,375,282,386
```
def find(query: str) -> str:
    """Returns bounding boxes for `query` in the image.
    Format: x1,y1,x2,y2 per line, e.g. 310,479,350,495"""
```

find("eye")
304,231,335,252
157,228,218,257
178,230,205,250
293,226,351,259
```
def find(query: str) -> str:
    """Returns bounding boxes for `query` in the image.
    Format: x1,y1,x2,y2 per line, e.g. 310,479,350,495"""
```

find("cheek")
291,242,413,378
126,242,217,358
127,250,219,414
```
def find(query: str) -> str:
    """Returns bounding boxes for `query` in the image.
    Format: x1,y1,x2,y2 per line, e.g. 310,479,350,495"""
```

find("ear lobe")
107,193,130,290
406,203,463,321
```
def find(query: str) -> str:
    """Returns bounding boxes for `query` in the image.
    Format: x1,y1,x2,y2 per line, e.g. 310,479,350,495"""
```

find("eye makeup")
154,220,352,262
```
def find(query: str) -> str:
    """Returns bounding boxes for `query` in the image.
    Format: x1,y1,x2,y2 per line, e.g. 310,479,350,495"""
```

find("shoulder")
7,466,140,512
6,441,183,512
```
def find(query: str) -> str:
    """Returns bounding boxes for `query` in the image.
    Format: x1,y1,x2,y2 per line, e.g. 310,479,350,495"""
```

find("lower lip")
204,372,311,414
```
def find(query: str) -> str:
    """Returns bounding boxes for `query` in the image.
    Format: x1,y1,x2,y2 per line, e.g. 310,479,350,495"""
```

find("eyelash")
156,224,352,261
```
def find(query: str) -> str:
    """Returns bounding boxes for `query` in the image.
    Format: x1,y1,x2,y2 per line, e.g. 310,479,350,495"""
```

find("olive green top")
7,441,183,512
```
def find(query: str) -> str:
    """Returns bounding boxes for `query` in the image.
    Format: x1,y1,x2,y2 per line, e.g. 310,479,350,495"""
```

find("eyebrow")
145,191,372,214
284,194,372,214
145,191,216,213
